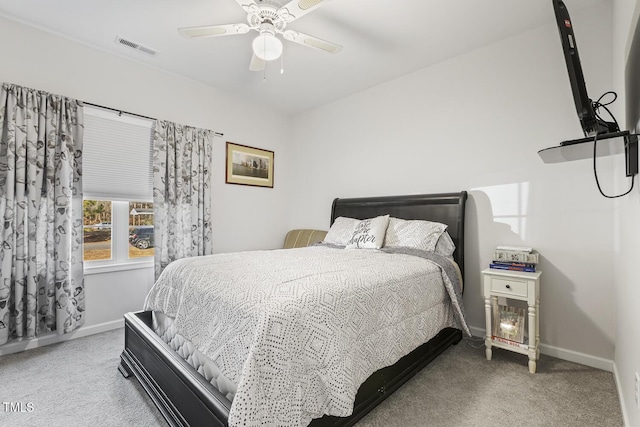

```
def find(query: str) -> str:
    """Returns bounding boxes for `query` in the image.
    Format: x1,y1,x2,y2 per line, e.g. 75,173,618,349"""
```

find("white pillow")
384,217,447,252
435,231,456,258
324,217,359,246
345,215,390,249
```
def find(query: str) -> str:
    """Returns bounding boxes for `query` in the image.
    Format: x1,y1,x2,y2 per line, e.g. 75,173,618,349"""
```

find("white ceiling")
0,0,607,116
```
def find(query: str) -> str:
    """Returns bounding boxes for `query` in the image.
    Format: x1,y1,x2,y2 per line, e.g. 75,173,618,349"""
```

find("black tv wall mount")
538,131,639,177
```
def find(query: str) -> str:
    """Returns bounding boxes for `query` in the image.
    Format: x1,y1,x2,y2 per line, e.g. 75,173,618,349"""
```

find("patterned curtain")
153,120,213,279
0,83,84,346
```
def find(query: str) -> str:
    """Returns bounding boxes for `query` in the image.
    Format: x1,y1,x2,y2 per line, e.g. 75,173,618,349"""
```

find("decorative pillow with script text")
345,215,390,249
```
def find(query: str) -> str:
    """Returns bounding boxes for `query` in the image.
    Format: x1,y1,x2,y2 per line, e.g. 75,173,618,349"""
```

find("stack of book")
490,245,539,272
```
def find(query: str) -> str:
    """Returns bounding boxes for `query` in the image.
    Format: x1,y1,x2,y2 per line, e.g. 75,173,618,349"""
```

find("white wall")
0,0,628,389
612,0,640,425
288,3,618,363
0,15,291,345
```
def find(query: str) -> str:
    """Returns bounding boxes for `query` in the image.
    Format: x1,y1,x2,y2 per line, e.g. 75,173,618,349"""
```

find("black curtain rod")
83,102,224,136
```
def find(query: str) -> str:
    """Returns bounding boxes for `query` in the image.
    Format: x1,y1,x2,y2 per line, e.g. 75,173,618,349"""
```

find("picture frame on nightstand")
492,304,526,343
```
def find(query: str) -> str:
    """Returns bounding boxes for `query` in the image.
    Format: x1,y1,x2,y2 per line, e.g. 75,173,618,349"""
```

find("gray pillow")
323,216,359,246
384,217,448,252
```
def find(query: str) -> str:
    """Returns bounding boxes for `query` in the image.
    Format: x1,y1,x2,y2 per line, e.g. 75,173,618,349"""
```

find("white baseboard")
467,325,614,372
613,362,630,427
0,319,124,356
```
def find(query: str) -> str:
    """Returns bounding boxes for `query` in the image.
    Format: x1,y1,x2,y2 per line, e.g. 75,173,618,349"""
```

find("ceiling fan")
179,0,342,72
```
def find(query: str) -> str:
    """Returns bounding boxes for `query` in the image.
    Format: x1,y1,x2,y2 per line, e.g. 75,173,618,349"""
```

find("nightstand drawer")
490,277,527,297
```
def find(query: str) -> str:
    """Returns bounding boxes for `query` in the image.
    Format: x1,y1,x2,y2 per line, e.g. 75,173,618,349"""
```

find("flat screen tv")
626,13,640,134
552,0,619,137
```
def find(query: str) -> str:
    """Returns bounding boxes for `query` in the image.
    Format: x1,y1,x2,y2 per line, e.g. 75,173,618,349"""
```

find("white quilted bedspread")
144,245,469,427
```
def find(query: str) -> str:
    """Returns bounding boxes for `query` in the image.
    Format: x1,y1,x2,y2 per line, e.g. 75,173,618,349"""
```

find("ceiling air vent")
114,36,159,57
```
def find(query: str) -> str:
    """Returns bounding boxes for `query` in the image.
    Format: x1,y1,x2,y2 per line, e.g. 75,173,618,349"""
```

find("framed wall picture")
225,142,274,188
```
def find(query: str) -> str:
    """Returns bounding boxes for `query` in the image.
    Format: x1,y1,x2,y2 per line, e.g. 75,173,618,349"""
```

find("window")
129,201,154,258
82,106,154,270
83,200,113,261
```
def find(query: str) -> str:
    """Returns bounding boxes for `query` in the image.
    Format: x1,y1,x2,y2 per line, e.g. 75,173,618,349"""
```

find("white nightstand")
482,268,541,373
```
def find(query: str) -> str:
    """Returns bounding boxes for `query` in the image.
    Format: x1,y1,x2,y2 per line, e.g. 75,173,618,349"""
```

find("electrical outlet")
635,372,640,410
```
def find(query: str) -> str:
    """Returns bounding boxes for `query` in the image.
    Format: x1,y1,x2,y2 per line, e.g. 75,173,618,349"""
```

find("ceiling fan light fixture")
252,32,283,61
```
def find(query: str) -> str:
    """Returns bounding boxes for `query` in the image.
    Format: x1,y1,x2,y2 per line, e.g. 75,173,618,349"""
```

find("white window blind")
83,106,154,201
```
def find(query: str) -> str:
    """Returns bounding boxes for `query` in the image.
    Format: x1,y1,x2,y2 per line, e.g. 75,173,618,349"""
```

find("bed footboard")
120,310,461,427
120,311,231,427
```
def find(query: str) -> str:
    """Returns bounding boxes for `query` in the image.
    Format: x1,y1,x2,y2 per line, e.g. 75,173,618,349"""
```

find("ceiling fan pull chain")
263,29,268,83
281,48,285,74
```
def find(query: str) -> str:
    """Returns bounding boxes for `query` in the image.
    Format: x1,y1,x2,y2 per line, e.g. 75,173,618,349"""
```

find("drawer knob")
505,284,511,289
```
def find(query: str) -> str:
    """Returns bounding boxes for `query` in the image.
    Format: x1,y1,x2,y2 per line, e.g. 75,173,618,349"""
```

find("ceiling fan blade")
283,30,342,54
249,53,266,71
278,0,327,22
179,23,250,39
233,0,259,13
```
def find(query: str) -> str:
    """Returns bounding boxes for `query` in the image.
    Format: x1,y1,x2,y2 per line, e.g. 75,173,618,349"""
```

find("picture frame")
225,141,274,188
492,303,526,343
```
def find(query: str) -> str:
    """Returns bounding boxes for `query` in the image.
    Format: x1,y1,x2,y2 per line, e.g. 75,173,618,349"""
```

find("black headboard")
331,192,468,276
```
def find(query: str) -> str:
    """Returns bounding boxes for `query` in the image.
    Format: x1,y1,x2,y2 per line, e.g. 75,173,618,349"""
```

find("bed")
119,191,468,427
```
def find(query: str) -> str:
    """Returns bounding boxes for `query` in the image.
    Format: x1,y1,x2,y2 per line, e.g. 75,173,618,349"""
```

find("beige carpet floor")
0,328,623,426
